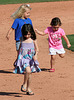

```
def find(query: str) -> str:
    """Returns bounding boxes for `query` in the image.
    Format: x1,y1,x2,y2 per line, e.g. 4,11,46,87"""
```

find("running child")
35,17,71,72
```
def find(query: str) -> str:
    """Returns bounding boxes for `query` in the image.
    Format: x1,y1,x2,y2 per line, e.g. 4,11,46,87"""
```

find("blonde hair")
11,4,31,20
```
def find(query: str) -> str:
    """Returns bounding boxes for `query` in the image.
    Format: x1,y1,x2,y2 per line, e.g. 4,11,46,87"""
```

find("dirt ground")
0,1,74,100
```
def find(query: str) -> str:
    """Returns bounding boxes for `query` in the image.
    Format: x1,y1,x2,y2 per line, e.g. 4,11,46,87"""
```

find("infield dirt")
0,1,74,100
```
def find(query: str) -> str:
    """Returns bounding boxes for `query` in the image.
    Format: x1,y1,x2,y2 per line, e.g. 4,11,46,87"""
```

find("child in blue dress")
13,24,41,95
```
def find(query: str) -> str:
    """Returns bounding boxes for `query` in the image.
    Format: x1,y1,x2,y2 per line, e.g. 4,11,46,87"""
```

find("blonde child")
6,4,32,56
13,24,41,95
35,17,71,72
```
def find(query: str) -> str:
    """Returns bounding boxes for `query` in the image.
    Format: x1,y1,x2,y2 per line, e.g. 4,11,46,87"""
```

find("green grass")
0,0,72,5
62,34,74,52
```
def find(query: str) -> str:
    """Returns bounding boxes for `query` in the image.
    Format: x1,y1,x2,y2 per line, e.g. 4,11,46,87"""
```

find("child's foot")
49,68,55,72
26,89,34,95
26,91,34,95
21,85,26,92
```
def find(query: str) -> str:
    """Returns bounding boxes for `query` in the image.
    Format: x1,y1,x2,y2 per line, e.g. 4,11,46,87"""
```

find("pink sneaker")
49,68,55,72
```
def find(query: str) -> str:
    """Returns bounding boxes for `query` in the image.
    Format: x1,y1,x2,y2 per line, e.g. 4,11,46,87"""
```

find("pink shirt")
44,27,65,49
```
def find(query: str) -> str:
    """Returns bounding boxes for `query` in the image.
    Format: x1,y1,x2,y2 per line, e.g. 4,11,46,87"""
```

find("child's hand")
6,34,10,40
67,44,71,48
33,55,38,61
35,29,38,33
35,29,45,36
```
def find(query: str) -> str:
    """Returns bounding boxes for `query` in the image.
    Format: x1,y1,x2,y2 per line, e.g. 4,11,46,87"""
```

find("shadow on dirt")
41,68,49,72
0,70,13,74
0,92,23,97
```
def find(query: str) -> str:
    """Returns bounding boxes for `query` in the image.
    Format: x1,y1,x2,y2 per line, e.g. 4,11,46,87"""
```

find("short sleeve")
60,28,65,36
44,27,49,34
27,18,33,26
11,19,19,29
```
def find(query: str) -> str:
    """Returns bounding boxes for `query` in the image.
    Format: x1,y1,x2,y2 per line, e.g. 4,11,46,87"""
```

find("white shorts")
49,48,65,55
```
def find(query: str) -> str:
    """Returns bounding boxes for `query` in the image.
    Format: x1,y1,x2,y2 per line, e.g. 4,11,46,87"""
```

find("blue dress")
13,41,41,74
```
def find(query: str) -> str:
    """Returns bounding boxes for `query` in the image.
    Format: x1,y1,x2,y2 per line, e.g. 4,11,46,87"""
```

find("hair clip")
26,4,32,10
26,4,30,7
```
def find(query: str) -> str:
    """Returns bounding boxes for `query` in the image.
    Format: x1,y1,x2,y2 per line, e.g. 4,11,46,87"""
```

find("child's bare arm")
6,28,14,40
62,35,71,48
35,29,47,36
33,40,39,60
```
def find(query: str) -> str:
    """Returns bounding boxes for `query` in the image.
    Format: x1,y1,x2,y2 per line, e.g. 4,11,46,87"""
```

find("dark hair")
50,17,62,26
21,24,36,40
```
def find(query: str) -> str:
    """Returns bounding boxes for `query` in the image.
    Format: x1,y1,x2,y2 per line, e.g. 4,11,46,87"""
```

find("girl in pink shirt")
35,17,71,72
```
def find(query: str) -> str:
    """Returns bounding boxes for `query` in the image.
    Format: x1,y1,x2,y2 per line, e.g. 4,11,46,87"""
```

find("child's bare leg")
22,67,31,89
25,67,31,91
22,73,27,89
14,50,19,62
27,73,32,91
16,50,19,58
59,53,65,58
13,50,19,68
26,67,34,94
50,55,56,69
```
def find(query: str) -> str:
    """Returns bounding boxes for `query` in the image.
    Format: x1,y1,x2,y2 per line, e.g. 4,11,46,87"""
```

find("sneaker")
49,68,55,72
